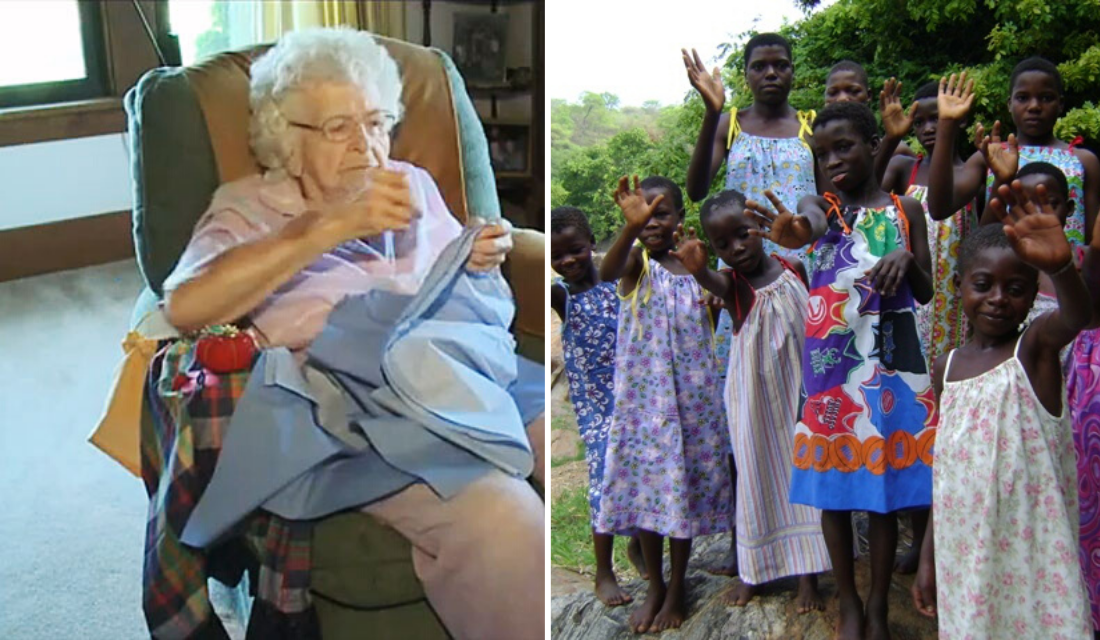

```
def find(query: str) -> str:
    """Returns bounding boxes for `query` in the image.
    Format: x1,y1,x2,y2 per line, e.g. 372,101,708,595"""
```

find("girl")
911,181,1093,638
672,189,832,612
596,175,733,634
550,206,644,608
751,102,936,640
928,60,1099,249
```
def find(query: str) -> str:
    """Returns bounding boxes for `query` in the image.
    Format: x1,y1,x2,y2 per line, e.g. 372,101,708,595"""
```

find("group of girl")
551,31,1100,640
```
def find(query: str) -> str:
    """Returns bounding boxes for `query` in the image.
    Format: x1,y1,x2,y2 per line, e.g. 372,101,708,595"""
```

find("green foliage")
550,486,632,575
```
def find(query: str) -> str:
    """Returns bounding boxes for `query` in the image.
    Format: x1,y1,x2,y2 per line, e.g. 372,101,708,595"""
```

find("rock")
551,427,582,462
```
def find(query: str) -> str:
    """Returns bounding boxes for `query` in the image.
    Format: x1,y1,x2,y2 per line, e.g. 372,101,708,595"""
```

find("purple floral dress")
595,257,734,538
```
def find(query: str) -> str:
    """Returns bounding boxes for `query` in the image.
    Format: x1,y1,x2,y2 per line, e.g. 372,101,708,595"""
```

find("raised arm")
165,170,413,333
875,78,917,188
599,176,664,288
928,72,988,220
669,225,734,302
745,190,826,249
976,121,1019,225
683,48,730,202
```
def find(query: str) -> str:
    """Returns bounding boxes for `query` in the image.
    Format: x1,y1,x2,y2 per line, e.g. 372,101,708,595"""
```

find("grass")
550,485,633,577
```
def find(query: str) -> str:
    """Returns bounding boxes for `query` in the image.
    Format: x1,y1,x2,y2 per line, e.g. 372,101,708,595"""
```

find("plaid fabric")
141,338,316,639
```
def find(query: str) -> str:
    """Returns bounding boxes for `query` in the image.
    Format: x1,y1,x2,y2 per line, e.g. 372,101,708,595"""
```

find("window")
167,0,263,66
0,1,108,108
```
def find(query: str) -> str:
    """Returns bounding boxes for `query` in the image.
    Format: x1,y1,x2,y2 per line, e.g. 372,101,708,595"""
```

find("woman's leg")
894,508,929,574
629,530,666,634
362,470,543,640
822,510,863,640
593,530,632,606
652,537,692,631
525,412,545,489
865,511,899,640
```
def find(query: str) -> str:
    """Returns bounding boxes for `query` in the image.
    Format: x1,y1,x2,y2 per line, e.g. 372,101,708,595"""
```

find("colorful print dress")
556,279,619,524
985,145,1088,248
595,256,734,538
905,157,975,369
724,265,831,584
934,333,1091,639
788,195,937,513
1069,326,1100,630
715,111,819,378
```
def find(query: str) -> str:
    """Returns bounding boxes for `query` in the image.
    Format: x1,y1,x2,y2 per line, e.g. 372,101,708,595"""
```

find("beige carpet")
0,260,150,638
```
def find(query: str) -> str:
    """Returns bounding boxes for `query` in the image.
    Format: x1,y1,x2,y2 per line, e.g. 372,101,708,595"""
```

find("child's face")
824,71,870,105
1009,71,1062,139
813,119,878,193
550,225,594,283
1017,174,1071,227
957,247,1038,338
638,187,682,253
702,205,765,274
912,98,939,151
745,45,793,105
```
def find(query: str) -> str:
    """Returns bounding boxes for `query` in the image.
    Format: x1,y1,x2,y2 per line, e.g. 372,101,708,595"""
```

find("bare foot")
651,579,686,632
704,543,739,577
627,535,649,580
796,574,824,613
865,598,891,640
893,545,920,575
595,569,632,607
721,581,758,607
628,582,665,634
835,596,864,640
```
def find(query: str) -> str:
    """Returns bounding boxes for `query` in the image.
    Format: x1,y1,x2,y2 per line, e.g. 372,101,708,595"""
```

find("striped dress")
725,265,831,584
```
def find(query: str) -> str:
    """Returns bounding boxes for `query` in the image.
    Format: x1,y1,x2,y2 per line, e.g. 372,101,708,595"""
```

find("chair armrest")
504,228,544,364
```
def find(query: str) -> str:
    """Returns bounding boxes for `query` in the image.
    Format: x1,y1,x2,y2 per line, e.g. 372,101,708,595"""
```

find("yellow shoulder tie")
617,244,653,339
797,110,815,151
726,110,742,150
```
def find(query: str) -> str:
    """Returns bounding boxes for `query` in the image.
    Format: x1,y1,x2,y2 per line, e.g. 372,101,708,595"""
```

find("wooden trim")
0,211,134,282
0,98,125,148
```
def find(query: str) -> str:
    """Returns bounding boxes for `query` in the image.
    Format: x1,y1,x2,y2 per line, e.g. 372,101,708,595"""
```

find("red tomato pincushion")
195,326,257,373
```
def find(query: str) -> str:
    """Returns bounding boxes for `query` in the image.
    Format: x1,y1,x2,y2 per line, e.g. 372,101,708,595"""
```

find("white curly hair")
249,27,404,172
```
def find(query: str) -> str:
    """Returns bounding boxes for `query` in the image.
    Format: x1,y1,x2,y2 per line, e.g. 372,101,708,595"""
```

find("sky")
546,0,834,107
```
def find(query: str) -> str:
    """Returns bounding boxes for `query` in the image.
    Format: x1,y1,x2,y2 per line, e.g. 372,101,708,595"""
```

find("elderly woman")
160,28,543,640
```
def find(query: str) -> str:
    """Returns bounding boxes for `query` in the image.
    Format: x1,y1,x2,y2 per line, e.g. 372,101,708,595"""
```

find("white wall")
0,134,132,231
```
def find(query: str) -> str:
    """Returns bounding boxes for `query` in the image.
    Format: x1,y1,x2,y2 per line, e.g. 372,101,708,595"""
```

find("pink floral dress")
595,256,734,538
934,331,1091,639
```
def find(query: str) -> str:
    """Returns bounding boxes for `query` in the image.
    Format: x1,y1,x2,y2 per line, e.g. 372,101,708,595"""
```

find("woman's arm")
669,226,734,303
683,49,729,202
599,176,663,290
928,73,988,220
746,191,827,248
875,79,916,188
550,281,567,320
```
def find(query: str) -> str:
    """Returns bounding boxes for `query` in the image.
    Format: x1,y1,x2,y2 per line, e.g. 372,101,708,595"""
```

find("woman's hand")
304,168,415,242
866,249,915,297
467,219,513,272
746,190,814,249
683,48,725,114
977,121,1019,184
614,175,664,229
669,225,709,275
880,78,917,140
911,558,937,618
937,71,975,122
991,180,1073,273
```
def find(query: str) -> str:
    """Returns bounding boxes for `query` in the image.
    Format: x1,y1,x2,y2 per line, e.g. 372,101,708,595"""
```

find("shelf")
467,85,532,98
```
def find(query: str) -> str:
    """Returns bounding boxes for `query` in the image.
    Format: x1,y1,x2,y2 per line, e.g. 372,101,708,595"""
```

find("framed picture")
452,12,509,87
485,123,531,177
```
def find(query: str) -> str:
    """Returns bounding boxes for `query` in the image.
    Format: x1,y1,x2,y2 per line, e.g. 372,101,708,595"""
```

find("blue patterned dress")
716,113,819,379
557,279,619,522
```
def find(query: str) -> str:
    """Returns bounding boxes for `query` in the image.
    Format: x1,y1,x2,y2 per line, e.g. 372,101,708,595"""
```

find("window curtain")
255,0,406,41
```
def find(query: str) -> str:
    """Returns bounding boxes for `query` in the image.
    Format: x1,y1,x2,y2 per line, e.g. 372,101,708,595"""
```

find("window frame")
0,1,110,109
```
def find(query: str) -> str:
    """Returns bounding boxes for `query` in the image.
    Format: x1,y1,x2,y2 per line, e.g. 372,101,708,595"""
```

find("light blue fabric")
181,228,535,547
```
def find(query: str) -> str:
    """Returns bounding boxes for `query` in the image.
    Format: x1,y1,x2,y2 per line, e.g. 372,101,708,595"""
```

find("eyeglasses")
283,110,397,143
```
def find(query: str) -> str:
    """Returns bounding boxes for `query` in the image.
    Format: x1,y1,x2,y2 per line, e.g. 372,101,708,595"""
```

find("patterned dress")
595,257,734,538
934,334,1091,639
905,157,975,369
556,279,619,524
788,196,937,513
724,265,832,584
985,145,1088,248
716,112,818,379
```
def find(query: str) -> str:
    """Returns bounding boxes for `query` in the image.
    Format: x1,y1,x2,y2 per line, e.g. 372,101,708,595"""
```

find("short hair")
699,189,748,226
1010,56,1063,96
639,176,685,214
913,80,940,101
550,206,593,239
826,60,868,88
744,33,792,69
250,27,404,172
1016,162,1069,200
957,223,1035,277
813,101,878,142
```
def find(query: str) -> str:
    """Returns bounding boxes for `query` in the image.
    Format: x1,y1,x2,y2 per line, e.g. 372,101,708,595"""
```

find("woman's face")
280,81,393,202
